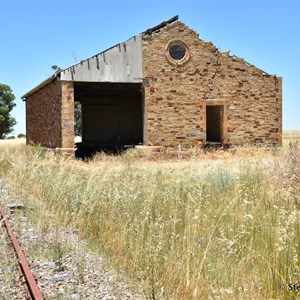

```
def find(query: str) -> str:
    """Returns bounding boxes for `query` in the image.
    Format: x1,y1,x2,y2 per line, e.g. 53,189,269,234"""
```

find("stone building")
22,16,282,156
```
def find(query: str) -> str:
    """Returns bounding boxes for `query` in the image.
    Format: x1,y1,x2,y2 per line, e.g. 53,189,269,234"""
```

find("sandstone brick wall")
61,81,75,149
25,21,282,152
142,22,282,147
26,79,62,148
26,79,75,150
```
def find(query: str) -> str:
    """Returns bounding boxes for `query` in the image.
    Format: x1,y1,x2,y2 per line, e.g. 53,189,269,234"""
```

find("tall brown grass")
0,140,299,299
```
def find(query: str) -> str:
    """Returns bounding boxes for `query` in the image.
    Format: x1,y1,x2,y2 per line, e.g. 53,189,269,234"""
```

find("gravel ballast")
0,179,144,300
0,218,27,300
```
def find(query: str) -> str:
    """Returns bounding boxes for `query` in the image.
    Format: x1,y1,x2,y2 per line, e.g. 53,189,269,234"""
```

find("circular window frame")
165,40,190,66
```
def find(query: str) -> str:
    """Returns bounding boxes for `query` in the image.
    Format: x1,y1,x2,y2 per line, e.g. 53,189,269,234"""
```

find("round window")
169,44,186,61
165,40,190,65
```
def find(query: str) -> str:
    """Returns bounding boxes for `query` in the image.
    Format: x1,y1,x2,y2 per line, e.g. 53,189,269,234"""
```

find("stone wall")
61,81,75,149
25,20,282,152
142,22,282,147
26,79,62,148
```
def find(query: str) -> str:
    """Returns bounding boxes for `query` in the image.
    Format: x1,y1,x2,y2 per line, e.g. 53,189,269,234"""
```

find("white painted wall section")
60,34,143,83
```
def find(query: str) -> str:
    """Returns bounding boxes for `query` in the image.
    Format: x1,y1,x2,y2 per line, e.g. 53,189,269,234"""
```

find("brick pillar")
60,81,75,153
277,77,283,146
142,83,148,145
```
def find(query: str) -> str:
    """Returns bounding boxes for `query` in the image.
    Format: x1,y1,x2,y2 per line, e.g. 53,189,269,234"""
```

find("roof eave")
21,71,61,101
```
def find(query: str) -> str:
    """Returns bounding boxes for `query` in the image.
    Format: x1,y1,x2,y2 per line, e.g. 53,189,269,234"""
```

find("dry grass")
0,138,26,145
0,137,299,299
283,130,300,145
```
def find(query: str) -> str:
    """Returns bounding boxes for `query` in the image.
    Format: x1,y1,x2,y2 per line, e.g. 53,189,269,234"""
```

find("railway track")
0,205,44,300
0,180,145,299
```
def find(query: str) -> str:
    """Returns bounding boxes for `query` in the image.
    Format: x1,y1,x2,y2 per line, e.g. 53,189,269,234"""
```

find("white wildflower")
244,214,253,220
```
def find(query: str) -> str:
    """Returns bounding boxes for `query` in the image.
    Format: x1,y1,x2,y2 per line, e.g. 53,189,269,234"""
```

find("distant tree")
7,136,15,139
17,133,26,138
74,102,82,137
0,84,16,139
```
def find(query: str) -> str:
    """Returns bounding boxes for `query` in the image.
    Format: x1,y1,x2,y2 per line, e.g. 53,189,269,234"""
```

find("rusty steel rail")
0,205,44,300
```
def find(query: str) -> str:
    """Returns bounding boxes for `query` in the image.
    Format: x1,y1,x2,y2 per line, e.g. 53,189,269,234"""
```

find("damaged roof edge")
60,34,143,82
60,34,142,80
61,15,179,76
21,71,61,100
143,15,178,35
21,15,179,99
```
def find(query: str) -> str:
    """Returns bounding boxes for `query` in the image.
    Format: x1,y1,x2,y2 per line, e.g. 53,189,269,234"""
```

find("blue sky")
1,0,299,135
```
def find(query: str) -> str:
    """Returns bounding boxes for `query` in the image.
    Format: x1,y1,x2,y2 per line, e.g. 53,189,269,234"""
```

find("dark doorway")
206,105,223,143
74,82,143,158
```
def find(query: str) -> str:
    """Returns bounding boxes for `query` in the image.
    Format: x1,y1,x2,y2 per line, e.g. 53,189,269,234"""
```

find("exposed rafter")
143,15,179,35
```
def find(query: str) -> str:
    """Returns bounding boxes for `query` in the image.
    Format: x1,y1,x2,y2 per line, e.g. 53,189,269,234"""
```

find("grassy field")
283,130,300,145
0,137,299,299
